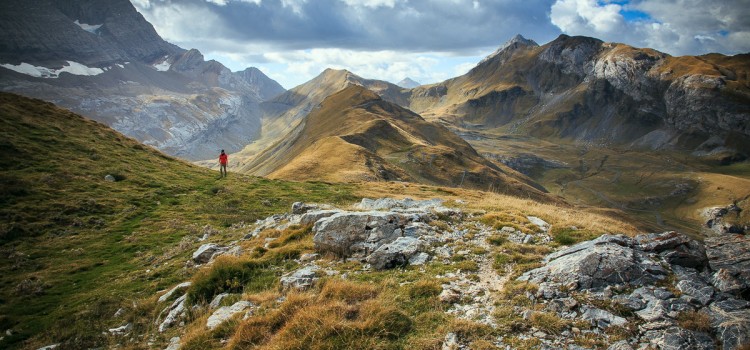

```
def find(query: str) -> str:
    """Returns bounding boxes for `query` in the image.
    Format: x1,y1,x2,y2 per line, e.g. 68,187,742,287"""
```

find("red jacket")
219,153,228,165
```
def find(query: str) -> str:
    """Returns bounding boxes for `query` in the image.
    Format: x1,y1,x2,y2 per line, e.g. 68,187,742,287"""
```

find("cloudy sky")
131,0,750,89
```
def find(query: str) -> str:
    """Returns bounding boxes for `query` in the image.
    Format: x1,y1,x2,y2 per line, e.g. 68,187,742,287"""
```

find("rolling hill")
225,69,412,170
242,84,550,200
0,92,355,349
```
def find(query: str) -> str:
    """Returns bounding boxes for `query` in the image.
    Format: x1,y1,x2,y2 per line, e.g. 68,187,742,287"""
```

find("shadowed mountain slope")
243,85,550,200
0,0,285,161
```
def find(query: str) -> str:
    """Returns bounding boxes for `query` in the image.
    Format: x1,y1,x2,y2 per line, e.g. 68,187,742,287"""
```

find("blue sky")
131,0,750,89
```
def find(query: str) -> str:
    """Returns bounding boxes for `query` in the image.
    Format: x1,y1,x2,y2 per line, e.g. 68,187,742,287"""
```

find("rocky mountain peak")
479,34,539,65
0,0,182,66
236,67,286,100
397,77,421,88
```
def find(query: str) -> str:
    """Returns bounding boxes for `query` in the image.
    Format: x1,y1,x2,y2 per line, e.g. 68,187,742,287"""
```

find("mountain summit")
479,34,539,65
0,0,182,66
397,77,421,88
410,34,750,159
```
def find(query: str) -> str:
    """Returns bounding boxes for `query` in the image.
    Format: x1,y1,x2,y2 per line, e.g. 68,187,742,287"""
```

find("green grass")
0,93,357,349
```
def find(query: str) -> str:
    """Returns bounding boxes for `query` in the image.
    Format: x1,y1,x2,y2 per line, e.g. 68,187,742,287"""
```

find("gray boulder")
709,306,750,350
705,234,750,297
518,234,661,290
366,237,426,270
192,243,226,264
580,306,627,329
280,265,319,291
206,301,253,330
312,211,406,257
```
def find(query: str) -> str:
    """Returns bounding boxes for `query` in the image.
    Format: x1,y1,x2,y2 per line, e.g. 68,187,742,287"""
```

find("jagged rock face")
0,0,181,66
0,0,286,161
410,34,750,156
519,231,750,350
236,67,286,100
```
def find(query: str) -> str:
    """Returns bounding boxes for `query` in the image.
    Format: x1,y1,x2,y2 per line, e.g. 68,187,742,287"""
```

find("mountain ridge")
409,34,750,158
242,84,551,200
0,0,287,161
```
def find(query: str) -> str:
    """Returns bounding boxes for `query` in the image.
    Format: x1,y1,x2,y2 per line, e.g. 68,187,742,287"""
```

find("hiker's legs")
220,164,227,177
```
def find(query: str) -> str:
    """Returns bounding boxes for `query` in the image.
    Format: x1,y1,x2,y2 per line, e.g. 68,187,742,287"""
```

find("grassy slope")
0,92,356,349
463,130,750,235
243,85,550,200
225,69,411,172
0,92,662,350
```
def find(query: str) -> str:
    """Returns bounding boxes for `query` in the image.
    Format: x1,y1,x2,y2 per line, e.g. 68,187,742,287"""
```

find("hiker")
219,149,228,177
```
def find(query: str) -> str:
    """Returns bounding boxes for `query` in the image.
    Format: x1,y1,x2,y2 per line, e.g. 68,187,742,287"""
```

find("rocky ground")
91,198,749,350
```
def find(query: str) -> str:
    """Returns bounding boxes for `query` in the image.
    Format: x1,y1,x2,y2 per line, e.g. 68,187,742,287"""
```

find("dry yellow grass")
353,181,641,235
227,279,415,350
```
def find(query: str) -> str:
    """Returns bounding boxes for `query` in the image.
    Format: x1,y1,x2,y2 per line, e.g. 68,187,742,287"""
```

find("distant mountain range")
0,0,284,160
408,34,749,160
397,77,421,88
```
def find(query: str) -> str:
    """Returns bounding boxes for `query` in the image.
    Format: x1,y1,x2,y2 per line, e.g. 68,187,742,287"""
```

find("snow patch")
0,61,104,78
153,57,171,71
74,20,103,34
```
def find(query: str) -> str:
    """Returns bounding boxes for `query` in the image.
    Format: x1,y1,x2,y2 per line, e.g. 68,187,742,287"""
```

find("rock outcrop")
311,198,443,268
517,231,750,350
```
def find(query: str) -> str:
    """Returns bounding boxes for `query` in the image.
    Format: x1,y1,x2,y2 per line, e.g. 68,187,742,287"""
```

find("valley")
451,126,750,235
0,0,748,349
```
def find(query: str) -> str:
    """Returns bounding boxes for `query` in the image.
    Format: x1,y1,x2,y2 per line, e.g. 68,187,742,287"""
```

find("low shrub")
186,256,276,303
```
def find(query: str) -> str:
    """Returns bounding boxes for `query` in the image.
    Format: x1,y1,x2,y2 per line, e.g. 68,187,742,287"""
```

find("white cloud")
340,0,400,8
281,0,308,14
550,0,625,35
550,0,750,55
130,0,152,10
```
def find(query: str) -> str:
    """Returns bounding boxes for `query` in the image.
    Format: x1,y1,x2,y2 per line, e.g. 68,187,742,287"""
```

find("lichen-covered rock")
366,237,426,270
206,301,253,330
280,265,319,291
158,282,192,303
192,243,226,264
313,211,406,257
518,234,660,289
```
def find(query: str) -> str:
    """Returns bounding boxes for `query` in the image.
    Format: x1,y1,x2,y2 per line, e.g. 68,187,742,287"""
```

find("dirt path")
445,223,513,326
